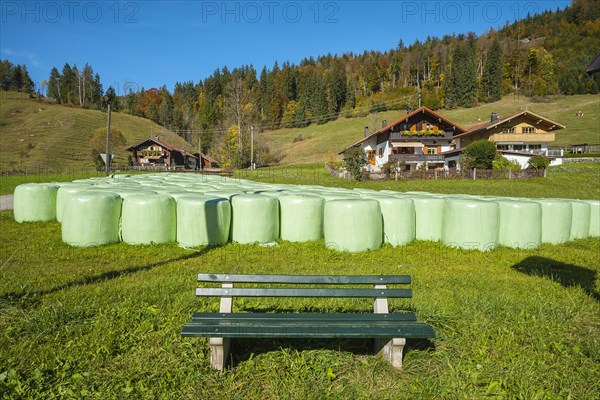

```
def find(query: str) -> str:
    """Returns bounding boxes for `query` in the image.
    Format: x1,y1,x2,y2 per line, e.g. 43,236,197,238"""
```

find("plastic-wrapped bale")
374,197,415,246
56,184,95,223
569,200,591,240
411,197,446,241
205,190,246,201
13,183,59,222
62,192,122,247
586,200,600,237
318,193,359,202
166,192,203,202
177,196,231,247
533,199,573,244
442,199,500,251
497,200,542,249
231,195,279,244
279,194,325,242
121,194,176,245
253,190,290,198
324,199,382,253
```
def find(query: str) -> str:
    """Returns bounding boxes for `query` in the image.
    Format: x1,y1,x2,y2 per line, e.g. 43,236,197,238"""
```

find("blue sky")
1,0,570,94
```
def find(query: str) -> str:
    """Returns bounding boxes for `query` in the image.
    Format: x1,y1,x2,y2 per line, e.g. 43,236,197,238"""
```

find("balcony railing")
390,131,455,140
489,133,555,143
390,154,445,162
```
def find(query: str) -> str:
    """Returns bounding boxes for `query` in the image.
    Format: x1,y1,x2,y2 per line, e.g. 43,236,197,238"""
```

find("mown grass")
264,94,599,164
234,162,600,200
0,91,193,171
0,210,599,399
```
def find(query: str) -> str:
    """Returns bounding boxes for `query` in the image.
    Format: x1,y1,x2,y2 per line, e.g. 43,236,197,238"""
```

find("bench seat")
182,312,434,338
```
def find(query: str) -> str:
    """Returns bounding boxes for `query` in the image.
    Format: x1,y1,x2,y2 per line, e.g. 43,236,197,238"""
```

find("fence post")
509,169,512,180
473,168,476,180
544,169,547,178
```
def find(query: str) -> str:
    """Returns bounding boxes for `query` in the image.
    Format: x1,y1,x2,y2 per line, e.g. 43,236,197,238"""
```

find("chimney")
155,135,160,141
491,112,499,122
382,120,388,128
364,126,369,137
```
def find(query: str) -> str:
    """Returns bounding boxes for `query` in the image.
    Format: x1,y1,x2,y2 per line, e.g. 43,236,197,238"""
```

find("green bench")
181,273,435,371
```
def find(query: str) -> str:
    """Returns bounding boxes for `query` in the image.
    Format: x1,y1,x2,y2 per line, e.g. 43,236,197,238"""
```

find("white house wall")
376,141,389,166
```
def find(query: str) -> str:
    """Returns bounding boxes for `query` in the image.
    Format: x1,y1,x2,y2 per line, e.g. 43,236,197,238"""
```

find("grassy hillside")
0,92,195,171
264,94,600,164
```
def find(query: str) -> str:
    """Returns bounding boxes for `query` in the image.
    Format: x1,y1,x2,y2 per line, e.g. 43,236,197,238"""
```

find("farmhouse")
127,137,219,170
447,110,566,168
340,106,466,171
341,107,565,171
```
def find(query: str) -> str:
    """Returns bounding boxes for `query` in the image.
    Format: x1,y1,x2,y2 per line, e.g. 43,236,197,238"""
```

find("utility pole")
250,125,254,170
105,102,111,176
198,133,203,171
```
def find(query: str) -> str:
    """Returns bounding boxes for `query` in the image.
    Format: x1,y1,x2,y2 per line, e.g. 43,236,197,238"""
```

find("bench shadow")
229,337,435,370
512,256,599,301
225,306,434,369
0,246,213,308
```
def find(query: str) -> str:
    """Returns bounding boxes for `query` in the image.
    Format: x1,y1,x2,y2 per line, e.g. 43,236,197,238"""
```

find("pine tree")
482,39,503,102
47,67,60,101
60,63,73,104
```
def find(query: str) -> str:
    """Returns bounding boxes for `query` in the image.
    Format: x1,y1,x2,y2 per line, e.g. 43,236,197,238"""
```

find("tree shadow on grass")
512,256,599,301
0,246,214,308
229,337,435,370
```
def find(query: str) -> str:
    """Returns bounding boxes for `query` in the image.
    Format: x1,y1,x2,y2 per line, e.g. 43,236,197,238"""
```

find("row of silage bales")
11,174,599,252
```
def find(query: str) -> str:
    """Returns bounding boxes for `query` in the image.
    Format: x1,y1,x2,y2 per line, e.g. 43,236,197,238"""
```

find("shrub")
381,160,402,177
492,154,521,170
461,140,498,169
343,147,367,181
528,155,550,170
293,134,304,143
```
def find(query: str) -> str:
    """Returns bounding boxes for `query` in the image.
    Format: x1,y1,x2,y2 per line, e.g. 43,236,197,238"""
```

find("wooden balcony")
390,131,455,141
390,154,445,162
488,133,555,143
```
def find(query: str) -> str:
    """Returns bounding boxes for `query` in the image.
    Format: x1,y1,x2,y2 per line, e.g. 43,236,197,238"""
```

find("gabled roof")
340,106,467,154
454,109,566,139
194,152,220,164
127,137,196,158
587,52,600,75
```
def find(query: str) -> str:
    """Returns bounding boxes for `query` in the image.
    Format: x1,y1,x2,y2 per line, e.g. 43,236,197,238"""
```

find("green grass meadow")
1,164,599,399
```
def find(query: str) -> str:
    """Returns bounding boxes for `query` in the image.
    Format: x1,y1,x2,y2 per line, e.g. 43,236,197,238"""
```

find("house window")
513,145,525,152
427,148,437,155
522,127,536,134
501,127,516,134
378,147,384,157
497,145,510,151
367,150,375,159
426,122,434,131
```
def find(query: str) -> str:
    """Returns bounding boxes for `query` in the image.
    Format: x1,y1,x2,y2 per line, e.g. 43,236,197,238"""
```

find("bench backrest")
196,274,412,299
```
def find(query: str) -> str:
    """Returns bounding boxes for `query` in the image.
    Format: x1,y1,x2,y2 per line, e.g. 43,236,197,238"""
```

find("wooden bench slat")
190,312,418,322
195,287,412,298
197,274,411,285
182,320,435,339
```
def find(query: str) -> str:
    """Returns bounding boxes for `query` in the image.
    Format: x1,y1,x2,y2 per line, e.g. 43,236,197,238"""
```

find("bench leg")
209,337,230,371
375,338,406,369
